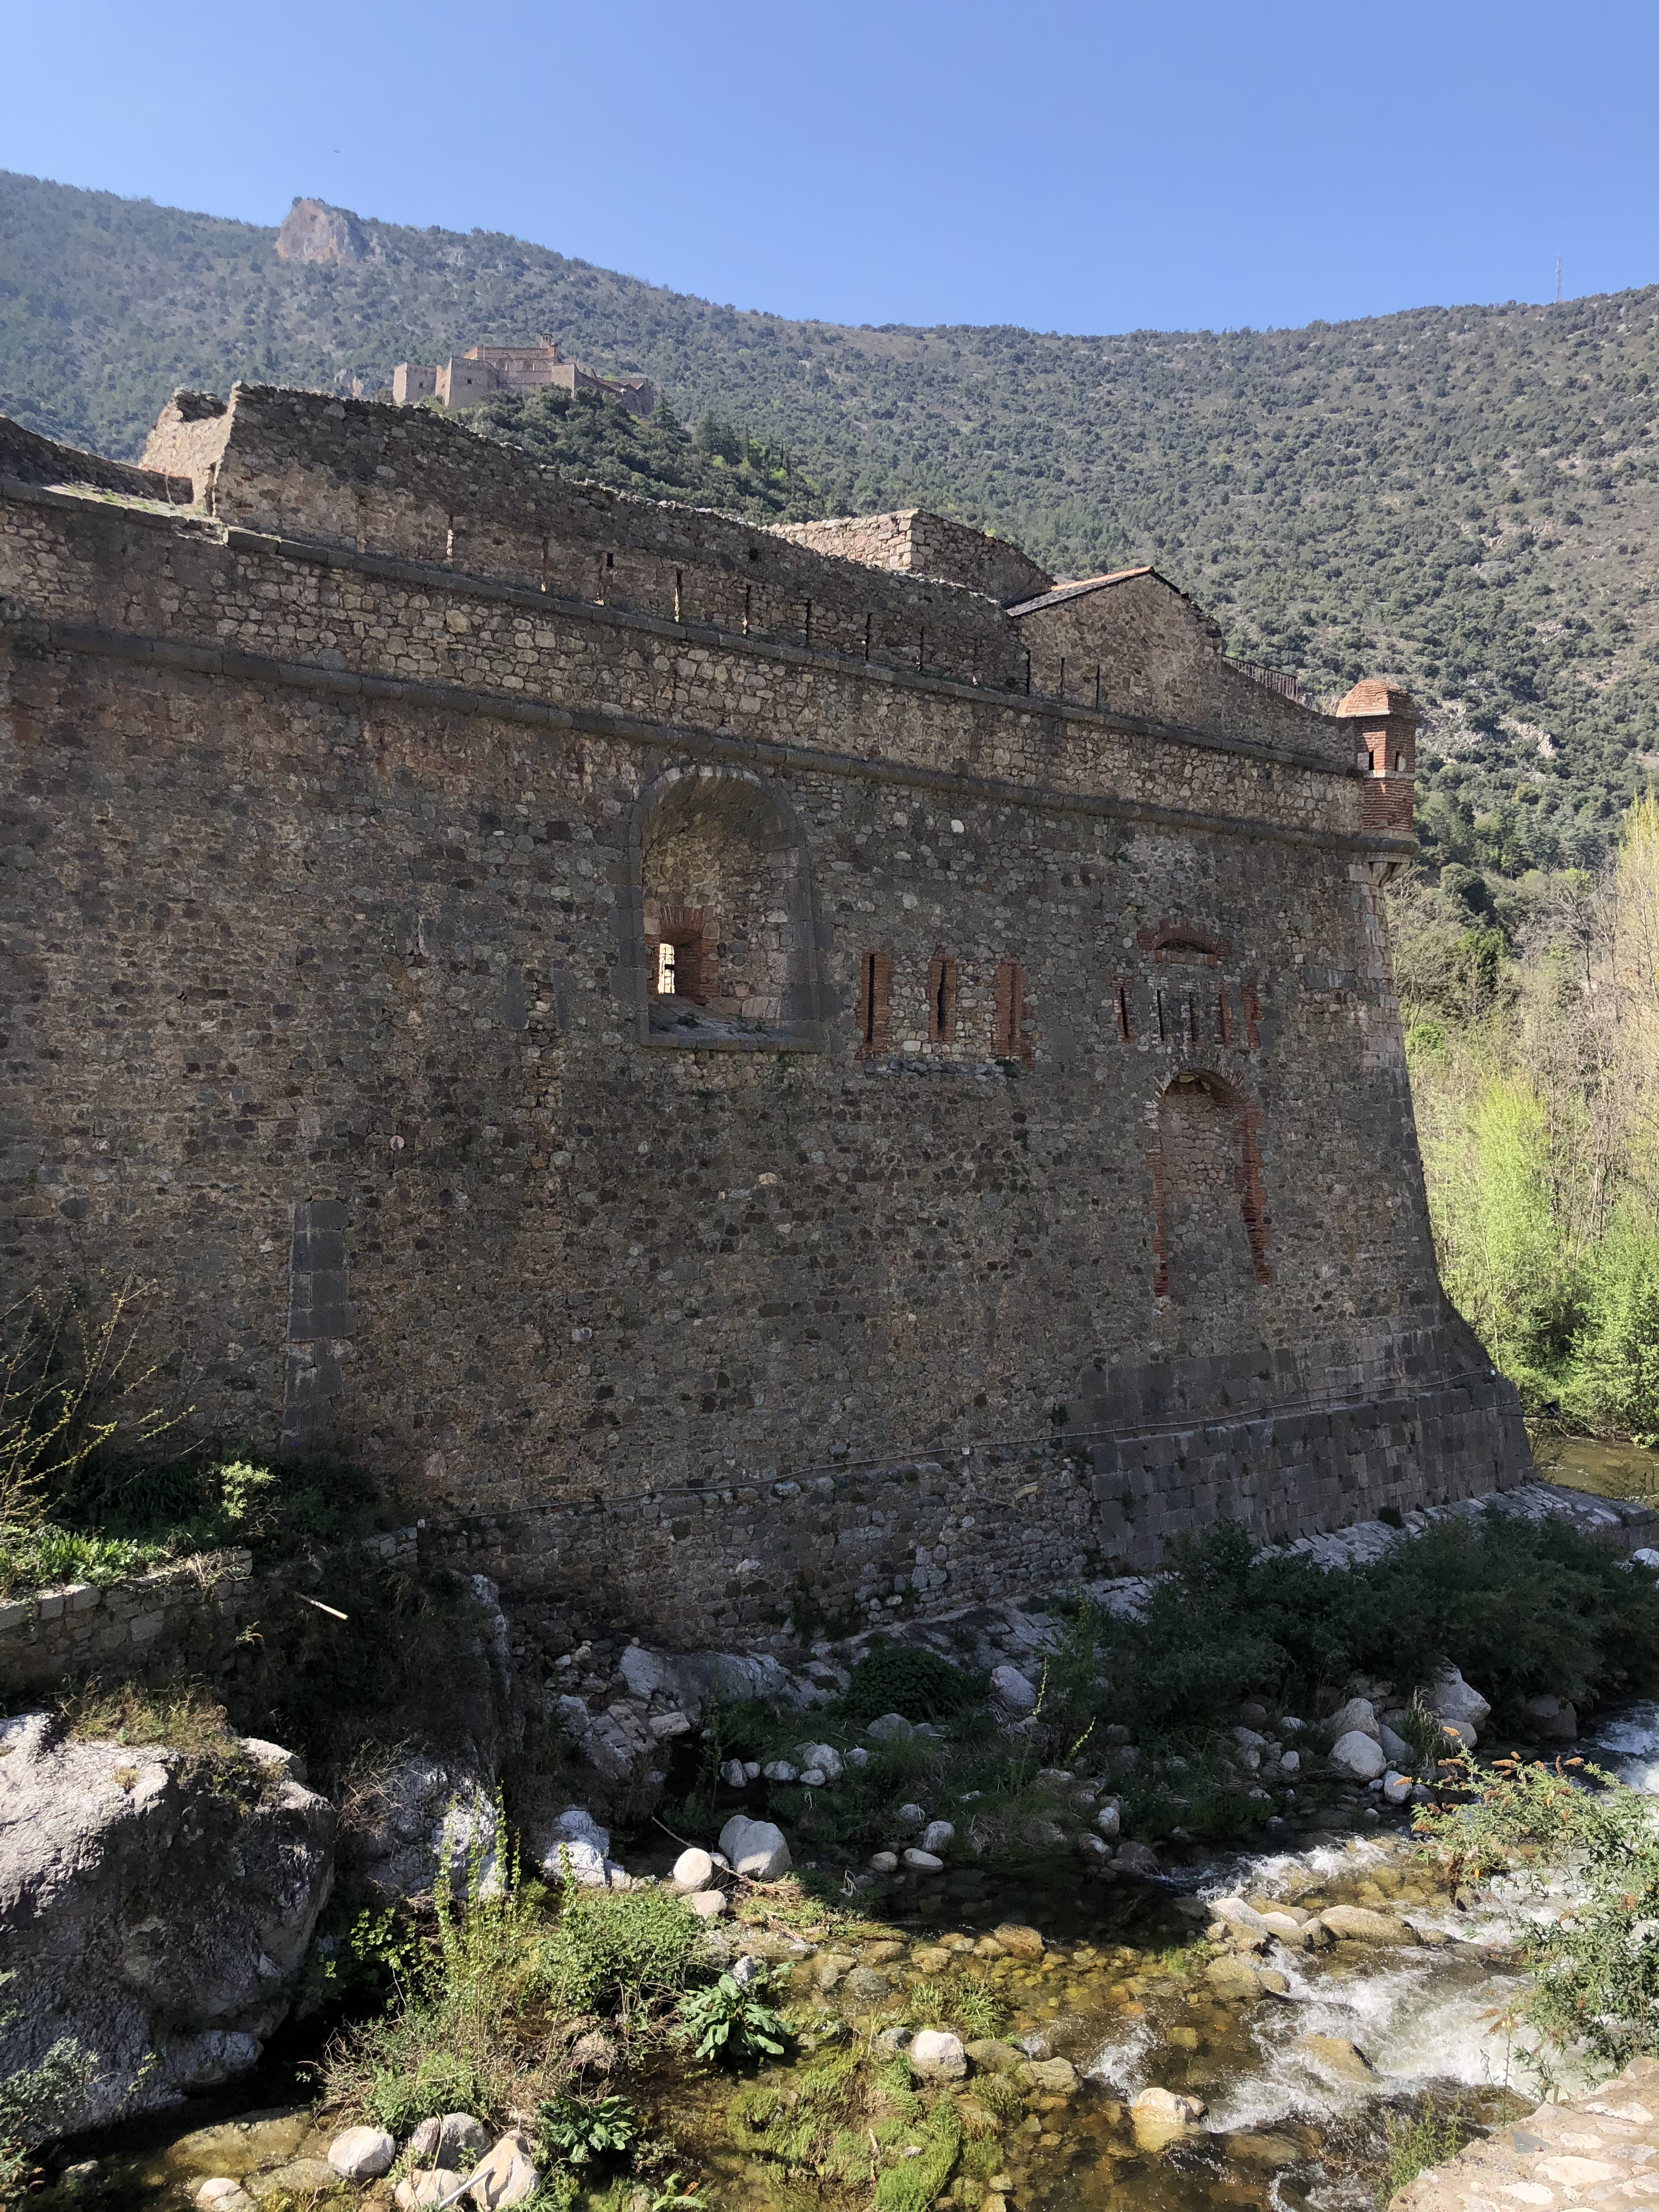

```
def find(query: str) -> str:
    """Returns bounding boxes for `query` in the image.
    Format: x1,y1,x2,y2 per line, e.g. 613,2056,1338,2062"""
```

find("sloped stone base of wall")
431,1365,1533,1644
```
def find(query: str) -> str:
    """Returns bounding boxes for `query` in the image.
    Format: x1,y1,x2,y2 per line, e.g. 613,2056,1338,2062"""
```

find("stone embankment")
1392,2057,1659,2212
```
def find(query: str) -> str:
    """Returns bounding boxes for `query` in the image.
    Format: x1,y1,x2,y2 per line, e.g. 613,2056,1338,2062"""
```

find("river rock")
408,2119,444,2163
198,2184,255,2211
672,1846,716,1893
1382,1770,1414,1804
909,2028,967,2080
866,1713,915,1742
1096,1803,1121,1839
1522,1693,1578,1742
966,2039,1024,2072
991,1664,1038,1712
844,1965,896,2005
251,2158,340,2198
1131,2086,1207,2150
1260,1911,1307,1944
1329,1729,1386,1781
717,1815,791,1880
439,2114,487,2167
619,1645,668,1700
903,1847,945,1872
869,1850,899,1872
921,1820,955,1853
0,1712,335,2135
468,2132,538,2209
1210,1896,1272,1937
1114,1839,1161,1876
327,2126,395,2179
1022,2057,1078,2093
1379,1723,1414,1766
346,1748,499,1900
794,1742,844,1780
1320,1905,1411,1944
396,2171,465,2209
1428,1665,1491,1740
761,1760,799,1783
993,1922,1045,1957
1207,1955,1269,1998
1295,2033,1374,2081
1329,1697,1381,1742
687,1888,728,1918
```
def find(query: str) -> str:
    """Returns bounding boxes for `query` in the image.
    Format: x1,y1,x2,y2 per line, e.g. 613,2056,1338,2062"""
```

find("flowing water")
36,1705,1659,2212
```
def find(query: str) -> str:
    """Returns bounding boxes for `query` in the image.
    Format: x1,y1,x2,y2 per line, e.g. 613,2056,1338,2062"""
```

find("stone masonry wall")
775,510,1055,607
0,1529,417,1694
0,406,1530,1640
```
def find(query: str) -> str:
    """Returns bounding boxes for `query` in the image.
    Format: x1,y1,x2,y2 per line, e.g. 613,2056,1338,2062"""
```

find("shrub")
1381,2099,1473,2203
535,1884,701,2016
0,1974,93,2191
842,1645,980,1723
674,1969,789,2064
1413,1750,1659,2083
534,2091,639,2166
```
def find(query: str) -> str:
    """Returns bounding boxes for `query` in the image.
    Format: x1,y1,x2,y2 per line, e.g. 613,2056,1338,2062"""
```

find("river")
36,1705,1659,2212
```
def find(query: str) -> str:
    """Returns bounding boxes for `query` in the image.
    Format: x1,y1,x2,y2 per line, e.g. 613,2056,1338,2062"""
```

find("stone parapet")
0,1528,418,1693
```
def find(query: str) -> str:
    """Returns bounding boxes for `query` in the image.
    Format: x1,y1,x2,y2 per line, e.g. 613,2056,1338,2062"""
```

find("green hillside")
4,171,1658,878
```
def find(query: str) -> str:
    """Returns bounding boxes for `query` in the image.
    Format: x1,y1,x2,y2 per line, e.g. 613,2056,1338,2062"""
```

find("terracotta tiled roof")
1334,679,1418,719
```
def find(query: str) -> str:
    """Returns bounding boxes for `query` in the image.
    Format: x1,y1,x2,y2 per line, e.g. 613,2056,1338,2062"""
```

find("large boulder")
1329,1730,1386,1781
717,1815,791,1880
342,1749,498,1899
0,1712,334,2134
1428,1665,1491,1743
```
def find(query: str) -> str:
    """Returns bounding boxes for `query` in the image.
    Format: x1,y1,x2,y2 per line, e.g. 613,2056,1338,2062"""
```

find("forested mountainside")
4,170,1659,877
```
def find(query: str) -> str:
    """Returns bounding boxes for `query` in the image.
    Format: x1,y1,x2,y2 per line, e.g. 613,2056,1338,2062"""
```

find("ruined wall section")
1013,570,1348,766
142,386,1030,690
2,415,192,505
1,487,1366,851
775,510,1054,606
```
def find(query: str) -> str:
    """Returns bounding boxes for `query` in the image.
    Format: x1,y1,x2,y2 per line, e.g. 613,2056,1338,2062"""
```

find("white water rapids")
1084,1699,1659,2167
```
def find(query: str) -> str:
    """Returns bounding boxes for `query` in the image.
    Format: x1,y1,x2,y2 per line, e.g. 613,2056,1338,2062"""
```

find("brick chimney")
1336,679,1418,838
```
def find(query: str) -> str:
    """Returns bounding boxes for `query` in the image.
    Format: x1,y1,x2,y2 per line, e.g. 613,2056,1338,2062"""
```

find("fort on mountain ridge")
0,385,1530,1640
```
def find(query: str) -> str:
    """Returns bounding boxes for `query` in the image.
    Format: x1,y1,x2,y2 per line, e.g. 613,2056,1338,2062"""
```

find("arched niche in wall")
1148,1068,1271,1306
625,765,826,1051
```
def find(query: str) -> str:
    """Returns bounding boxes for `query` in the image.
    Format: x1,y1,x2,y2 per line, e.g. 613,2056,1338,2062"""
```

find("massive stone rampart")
0,391,1530,1639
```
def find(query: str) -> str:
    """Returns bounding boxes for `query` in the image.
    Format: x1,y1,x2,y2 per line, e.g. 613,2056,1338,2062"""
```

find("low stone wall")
0,1527,418,1694
1391,2055,1659,2212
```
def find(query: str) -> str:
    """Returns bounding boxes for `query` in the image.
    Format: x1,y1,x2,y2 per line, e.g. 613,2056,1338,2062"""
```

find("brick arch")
627,764,826,1047
1147,1068,1270,1298
1137,919,1230,965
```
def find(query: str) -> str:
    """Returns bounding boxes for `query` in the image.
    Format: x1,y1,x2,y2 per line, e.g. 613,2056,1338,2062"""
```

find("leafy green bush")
674,1969,789,2064
1095,1512,1659,1733
0,1975,93,2192
1413,1751,1659,2083
365,2049,494,2136
842,1645,981,1724
535,1885,701,2014
534,2091,639,2167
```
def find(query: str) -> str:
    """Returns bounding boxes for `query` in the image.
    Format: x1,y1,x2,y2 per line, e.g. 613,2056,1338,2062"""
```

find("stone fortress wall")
0,385,1530,1640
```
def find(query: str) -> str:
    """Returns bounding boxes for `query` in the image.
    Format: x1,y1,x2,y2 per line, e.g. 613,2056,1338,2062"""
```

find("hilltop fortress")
0,386,1529,1639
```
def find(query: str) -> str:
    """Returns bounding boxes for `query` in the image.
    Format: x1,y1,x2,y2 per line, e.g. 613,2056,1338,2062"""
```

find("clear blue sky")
4,0,1656,336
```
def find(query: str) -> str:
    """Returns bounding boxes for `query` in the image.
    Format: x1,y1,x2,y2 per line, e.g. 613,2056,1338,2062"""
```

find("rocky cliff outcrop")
0,1713,334,2133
